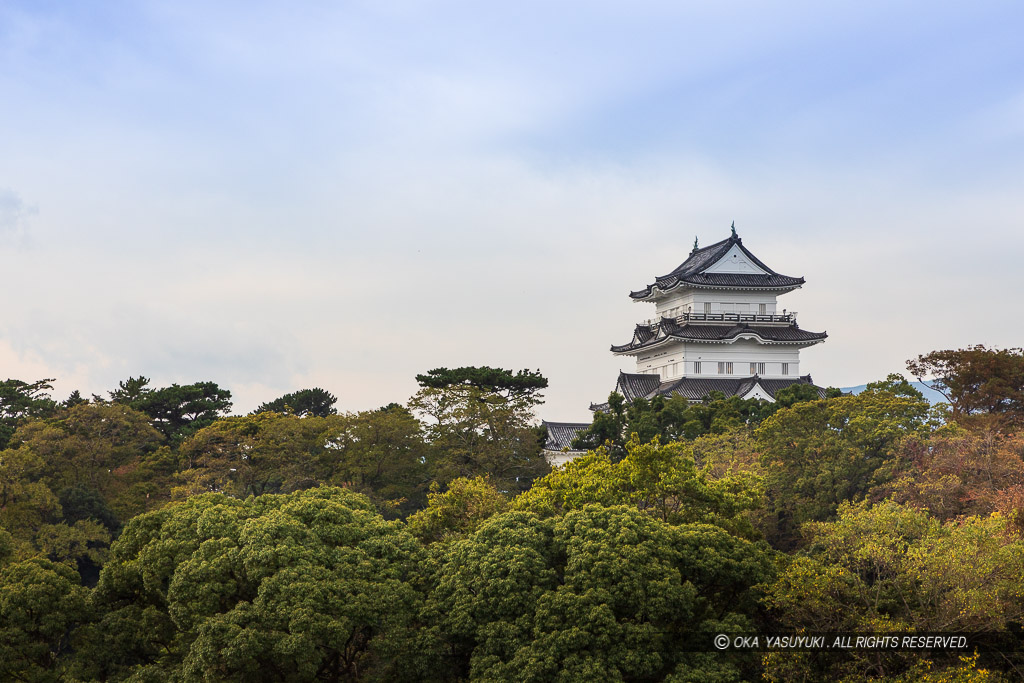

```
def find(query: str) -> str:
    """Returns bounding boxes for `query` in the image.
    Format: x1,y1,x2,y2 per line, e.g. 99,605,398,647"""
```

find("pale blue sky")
2,1,1023,420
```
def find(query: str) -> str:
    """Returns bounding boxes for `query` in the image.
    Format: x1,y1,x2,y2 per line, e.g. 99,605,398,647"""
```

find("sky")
2,1,1024,422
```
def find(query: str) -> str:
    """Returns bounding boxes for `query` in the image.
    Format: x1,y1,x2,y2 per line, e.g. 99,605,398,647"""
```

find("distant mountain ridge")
839,380,946,404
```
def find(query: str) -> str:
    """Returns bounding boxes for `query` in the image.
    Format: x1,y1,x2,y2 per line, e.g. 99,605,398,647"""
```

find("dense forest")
2,346,1024,681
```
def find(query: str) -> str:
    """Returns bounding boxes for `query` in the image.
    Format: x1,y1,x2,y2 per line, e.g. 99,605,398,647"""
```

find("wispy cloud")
0,188,35,245
0,1,1022,419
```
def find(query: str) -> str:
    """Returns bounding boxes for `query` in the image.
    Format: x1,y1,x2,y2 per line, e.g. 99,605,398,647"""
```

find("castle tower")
609,226,826,402
542,226,828,465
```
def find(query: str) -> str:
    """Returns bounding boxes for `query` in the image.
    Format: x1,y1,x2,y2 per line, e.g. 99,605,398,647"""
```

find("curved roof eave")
630,278,805,300
612,330,828,354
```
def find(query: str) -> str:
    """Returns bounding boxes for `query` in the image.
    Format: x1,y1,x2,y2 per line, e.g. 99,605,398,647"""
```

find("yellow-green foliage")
406,476,509,543
513,435,765,538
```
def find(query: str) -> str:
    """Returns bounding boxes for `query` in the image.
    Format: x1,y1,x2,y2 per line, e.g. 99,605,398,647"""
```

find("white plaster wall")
654,290,786,318
740,384,776,402
635,341,686,379
633,339,806,378
703,244,768,274
544,450,584,468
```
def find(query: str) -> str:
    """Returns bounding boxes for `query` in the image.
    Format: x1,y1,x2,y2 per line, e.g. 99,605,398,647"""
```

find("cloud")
0,188,36,244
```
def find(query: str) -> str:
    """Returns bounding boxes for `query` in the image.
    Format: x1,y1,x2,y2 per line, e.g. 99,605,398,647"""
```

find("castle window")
693,361,701,374
759,303,767,315
781,363,790,375
750,362,765,374
704,302,712,314
718,362,733,375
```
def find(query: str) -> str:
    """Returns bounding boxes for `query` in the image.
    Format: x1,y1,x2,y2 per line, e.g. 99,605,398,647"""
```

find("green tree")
111,377,232,442
61,390,89,409
423,505,773,681
0,378,57,450
108,375,153,404
176,411,329,499
410,366,549,495
572,388,829,457
406,476,509,543
414,367,547,401
0,557,89,681
318,405,431,516
178,408,431,517
255,387,339,417
514,435,764,538
75,487,423,682
756,388,934,547
0,446,61,559
15,403,168,523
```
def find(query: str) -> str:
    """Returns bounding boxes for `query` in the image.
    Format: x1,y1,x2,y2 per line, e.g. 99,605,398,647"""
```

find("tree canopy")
254,387,339,417
76,487,422,682
1,358,1023,680
908,345,1024,430
0,378,57,450
410,366,549,495
109,376,233,442
415,366,547,395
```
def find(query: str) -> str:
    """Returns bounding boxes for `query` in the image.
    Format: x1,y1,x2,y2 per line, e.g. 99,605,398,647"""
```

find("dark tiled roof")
630,234,804,299
542,421,590,451
611,319,827,353
654,375,822,401
616,372,664,400
586,375,826,414
680,273,805,289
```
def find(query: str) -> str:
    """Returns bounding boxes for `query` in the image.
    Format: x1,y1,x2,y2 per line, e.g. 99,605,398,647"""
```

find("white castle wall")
653,290,784,318
633,339,801,380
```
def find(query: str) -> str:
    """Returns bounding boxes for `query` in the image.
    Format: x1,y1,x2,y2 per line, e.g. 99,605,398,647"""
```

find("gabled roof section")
616,372,664,401
630,232,805,299
589,374,826,411
542,421,590,452
611,318,827,354
655,374,823,402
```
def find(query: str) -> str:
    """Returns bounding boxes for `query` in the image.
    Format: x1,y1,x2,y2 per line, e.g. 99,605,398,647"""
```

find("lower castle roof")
542,420,591,452
589,371,825,410
612,318,827,354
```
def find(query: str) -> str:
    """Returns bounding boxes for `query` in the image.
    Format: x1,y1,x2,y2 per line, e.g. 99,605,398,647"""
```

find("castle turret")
542,226,830,464
610,227,826,401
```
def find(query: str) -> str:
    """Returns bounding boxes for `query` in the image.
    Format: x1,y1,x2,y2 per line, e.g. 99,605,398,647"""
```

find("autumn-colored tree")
763,501,1024,681
908,345,1024,430
883,425,1024,520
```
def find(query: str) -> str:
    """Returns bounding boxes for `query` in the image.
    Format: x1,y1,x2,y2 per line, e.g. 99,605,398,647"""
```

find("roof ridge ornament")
692,236,699,252
730,221,737,238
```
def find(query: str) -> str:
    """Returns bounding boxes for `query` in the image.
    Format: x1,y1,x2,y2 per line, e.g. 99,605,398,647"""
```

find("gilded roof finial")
730,221,737,238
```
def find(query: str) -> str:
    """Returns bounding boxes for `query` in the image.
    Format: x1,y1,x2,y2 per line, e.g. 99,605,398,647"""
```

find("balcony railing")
644,312,796,327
